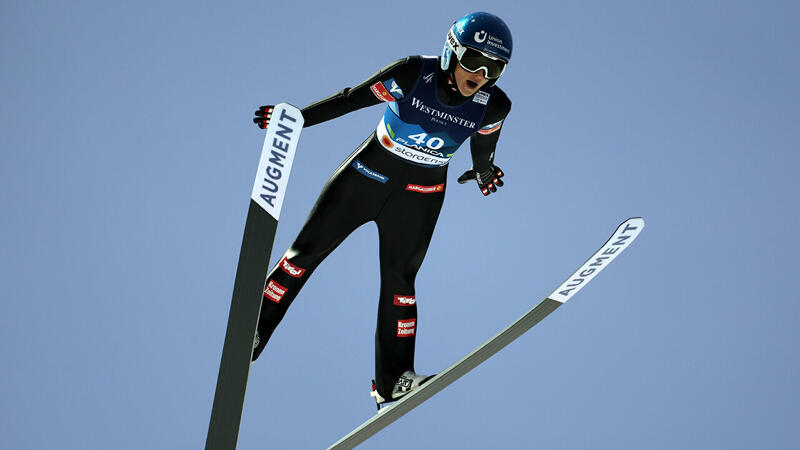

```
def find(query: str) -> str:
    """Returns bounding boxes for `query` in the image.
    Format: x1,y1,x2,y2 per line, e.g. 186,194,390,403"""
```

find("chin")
460,85,479,96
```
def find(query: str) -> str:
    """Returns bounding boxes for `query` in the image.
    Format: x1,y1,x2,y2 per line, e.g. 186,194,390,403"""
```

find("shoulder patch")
383,78,404,99
371,78,404,102
371,81,396,102
478,119,503,135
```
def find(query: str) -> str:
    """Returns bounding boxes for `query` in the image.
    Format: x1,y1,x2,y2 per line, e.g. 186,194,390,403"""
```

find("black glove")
457,165,504,196
253,105,275,129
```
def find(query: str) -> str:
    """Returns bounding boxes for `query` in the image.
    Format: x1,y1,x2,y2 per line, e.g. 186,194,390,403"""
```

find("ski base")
206,104,303,450
327,217,644,449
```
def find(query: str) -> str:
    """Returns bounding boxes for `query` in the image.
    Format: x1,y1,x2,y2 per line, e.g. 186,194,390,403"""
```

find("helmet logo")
474,30,487,43
447,29,460,50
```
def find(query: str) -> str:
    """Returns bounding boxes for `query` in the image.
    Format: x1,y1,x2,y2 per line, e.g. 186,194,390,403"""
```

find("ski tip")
623,217,645,229
274,102,305,120
616,217,645,240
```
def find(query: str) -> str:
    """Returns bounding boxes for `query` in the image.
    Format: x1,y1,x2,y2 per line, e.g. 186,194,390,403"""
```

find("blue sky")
2,1,798,449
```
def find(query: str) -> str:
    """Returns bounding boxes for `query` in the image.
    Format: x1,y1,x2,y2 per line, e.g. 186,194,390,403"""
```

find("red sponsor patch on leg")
264,279,288,304
405,183,444,194
397,318,416,337
279,256,306,278
393,295,416,306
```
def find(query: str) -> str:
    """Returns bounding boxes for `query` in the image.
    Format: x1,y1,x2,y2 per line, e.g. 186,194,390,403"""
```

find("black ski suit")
254,55,511,400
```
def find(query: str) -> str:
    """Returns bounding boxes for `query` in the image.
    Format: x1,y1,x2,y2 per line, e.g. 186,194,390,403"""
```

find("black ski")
328,217,645,449
206,104,304,450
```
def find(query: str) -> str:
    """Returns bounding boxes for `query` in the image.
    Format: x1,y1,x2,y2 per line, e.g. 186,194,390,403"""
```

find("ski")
328,217,645,450
206,104,304,450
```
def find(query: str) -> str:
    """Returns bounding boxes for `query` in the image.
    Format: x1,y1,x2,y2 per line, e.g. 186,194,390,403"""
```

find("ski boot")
370,371,436,411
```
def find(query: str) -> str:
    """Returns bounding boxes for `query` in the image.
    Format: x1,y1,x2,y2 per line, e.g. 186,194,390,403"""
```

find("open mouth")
466,80,478,89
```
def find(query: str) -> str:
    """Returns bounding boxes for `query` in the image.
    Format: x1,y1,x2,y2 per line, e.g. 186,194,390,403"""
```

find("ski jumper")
254,55,512,400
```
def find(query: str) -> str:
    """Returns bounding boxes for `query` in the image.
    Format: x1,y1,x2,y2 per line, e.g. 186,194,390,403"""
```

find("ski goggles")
456,47,508,79
448,29,508,79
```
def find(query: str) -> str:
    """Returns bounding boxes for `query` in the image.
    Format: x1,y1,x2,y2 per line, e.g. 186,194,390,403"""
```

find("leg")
373,185,446,398
253,148,387,360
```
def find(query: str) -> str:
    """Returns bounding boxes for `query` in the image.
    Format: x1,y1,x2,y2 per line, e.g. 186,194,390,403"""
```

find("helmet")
440,12,513,80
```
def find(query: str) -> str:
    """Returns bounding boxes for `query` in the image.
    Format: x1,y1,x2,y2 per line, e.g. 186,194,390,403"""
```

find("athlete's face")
453,64,489,96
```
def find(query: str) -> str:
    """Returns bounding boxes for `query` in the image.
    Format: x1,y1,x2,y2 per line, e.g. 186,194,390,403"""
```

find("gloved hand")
457,165,504,196
253,105,275,129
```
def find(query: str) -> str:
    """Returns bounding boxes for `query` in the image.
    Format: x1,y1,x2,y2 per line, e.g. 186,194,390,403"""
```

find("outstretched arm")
254,56,422,129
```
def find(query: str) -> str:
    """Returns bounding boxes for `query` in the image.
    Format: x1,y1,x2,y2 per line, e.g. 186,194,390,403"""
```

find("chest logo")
473,90,490,105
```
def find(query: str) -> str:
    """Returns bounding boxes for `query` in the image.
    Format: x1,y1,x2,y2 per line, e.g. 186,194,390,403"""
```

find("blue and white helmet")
441,12,513,79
